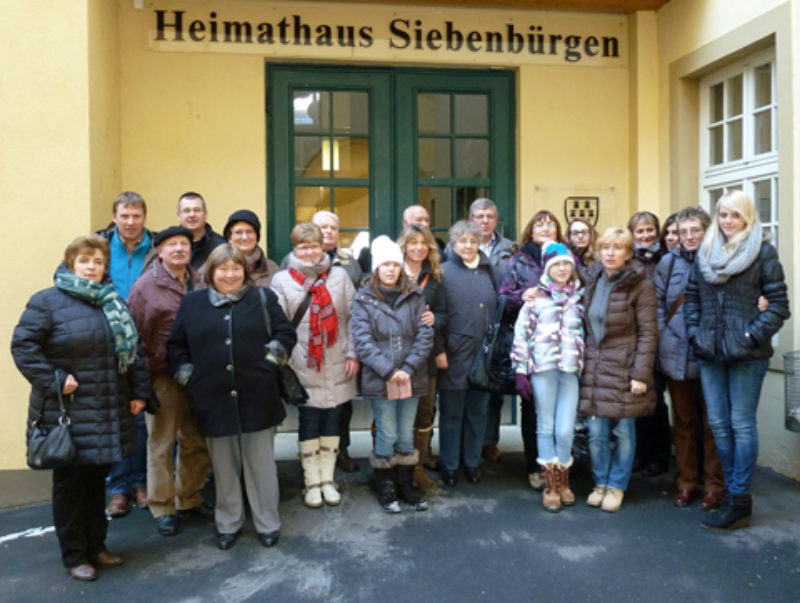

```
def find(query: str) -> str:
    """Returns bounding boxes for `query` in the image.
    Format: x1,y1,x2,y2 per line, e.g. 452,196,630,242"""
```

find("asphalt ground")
1,429,799,603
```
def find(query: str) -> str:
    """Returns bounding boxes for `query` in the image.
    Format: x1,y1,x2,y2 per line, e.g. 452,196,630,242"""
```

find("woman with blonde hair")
579,227,658,513
685,190,789,529
396,224,446,492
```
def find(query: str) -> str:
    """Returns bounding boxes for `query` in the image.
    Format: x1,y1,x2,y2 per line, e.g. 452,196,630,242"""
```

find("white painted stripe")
0,526,55,544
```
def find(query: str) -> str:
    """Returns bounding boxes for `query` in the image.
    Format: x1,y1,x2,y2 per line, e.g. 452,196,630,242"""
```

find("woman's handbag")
26,370,76,470
468,299,517,395
258,288,309,406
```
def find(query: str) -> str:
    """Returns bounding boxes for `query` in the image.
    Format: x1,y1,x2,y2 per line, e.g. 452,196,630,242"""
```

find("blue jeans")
108,412,147,495
298,405,342,441
371,397,419,458
439,389,490,471
699,358,770,495
588,417,636,491
531,371,579,463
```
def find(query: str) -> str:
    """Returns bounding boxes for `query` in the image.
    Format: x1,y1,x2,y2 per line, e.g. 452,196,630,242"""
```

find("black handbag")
258,288,309,406
27,371,76,470
468,299,517,395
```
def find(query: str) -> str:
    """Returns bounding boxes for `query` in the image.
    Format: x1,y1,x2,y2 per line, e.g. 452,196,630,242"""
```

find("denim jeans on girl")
588,417,636,491
531,370,579,462
438,389,491,471
699,357,770,495
371,397,419,458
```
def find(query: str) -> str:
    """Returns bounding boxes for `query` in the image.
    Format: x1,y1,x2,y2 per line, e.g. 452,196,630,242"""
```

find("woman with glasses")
221,210,280,287
270,223,360,509
566,218,597,279
498,210,566,490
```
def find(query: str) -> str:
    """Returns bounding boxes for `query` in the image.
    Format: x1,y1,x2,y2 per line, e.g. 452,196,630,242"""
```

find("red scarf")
289,268,338,371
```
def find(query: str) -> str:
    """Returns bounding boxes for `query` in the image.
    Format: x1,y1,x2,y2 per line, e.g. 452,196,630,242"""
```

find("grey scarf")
698,226,763,285
208,283,251,307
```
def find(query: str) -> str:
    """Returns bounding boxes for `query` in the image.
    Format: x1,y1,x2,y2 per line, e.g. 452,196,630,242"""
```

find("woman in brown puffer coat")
579,227,658,513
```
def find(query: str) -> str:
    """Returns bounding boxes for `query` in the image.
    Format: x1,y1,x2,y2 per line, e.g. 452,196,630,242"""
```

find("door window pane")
418,94,451,134
295,186,330,222
418,186,452,229
455,94,488,135
419,138,451,178
754,110,772,155
332,187,370,230
293,91,330,131
754,64,771,108
455,186,490,222
727,119,743,161
333,137,369,179
455,139,489,178
294,136,324,178
727,75,743,117
333,91,369,133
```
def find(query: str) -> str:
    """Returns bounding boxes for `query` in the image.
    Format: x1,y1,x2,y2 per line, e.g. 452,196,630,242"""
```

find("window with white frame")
700,48,778,244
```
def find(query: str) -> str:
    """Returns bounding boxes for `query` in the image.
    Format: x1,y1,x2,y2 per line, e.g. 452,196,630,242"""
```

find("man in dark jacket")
176,191,226,271
127,227,211,536
99,191,157,518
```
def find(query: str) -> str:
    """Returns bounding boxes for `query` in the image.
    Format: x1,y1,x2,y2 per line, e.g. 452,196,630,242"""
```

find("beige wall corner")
628,11,661,216
1,1,95,469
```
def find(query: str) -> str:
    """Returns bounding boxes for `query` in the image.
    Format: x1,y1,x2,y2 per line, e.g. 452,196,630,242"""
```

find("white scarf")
698,226,763,285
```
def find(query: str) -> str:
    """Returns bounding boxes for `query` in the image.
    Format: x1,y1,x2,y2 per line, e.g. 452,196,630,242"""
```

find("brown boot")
541,461,561,512
412,428,438,493
556,458,576,506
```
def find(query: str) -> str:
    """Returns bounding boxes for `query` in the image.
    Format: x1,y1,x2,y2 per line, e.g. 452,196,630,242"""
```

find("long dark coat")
166,286,297,438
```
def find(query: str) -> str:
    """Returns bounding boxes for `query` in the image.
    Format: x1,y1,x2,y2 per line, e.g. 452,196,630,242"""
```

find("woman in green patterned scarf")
12,235,151,582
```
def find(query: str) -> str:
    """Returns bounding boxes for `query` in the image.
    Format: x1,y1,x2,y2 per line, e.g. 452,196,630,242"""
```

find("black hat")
223,210,261,242
153,226,193,248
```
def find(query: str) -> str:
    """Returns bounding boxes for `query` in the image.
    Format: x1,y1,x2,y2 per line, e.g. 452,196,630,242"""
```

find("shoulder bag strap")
257,287,272,339
293,292,313,328
35,369,70,426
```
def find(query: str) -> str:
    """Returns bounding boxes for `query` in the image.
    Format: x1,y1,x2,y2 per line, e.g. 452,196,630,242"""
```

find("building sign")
148,2,627,67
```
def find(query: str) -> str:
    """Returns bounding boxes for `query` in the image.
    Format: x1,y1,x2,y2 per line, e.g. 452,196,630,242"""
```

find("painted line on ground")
0,526,54,544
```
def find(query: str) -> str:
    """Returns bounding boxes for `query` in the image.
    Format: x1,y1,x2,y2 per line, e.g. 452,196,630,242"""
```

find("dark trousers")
635,372,672,466
52,463,111,568
299,405,342,441
338,400,354,449
520,396,539,473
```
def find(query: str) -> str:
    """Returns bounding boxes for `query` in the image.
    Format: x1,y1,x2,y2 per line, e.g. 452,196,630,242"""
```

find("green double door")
266,65,515,261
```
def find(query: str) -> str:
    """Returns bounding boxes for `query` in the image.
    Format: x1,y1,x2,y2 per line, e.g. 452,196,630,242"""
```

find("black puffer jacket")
166,286,297,438
11,287,152,466
684,242,790,362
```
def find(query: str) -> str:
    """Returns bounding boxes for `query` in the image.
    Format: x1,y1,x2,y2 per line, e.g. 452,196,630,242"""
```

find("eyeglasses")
533,222,556,231
231,229,255,238
294,243,322,253
678,227,704,237
179,207,205,215
569,229,590,237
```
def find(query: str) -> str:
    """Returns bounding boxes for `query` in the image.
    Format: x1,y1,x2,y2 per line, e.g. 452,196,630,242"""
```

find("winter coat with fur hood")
578,260,658,419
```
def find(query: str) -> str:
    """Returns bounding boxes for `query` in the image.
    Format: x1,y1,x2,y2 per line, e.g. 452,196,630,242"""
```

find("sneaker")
587,485,607,507
601,488,624,512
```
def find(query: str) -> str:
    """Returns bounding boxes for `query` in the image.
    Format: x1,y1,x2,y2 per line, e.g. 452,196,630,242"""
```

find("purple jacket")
498,247,542,316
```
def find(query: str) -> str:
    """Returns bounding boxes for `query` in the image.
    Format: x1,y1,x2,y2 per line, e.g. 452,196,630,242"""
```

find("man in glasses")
176,191,226,271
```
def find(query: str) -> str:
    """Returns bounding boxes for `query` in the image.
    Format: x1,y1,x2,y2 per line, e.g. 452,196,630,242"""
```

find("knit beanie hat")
542,241,575,276
153,226,193,248
371,235,404,272
223,209,261,242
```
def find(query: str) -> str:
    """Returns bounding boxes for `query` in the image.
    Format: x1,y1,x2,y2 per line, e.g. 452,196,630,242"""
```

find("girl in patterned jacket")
511,242,584,512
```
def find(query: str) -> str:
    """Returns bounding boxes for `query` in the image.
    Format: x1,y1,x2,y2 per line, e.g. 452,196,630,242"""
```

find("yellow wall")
0,2,98,469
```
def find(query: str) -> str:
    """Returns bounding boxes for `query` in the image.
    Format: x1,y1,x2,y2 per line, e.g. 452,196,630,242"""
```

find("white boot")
299,439,323,508
318,436,342,506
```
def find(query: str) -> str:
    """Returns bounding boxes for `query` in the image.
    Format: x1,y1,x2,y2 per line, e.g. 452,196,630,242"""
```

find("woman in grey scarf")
684,190,790,530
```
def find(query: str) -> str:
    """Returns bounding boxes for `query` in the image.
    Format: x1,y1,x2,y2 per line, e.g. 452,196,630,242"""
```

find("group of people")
11,190,789,583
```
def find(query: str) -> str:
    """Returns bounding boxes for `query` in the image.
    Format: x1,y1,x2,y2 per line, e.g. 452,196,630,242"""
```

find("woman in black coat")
11,236,151,582
684,191,789,530
167,244,296,551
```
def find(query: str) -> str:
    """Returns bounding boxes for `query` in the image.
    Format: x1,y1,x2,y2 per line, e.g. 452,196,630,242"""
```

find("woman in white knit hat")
351,235,433,513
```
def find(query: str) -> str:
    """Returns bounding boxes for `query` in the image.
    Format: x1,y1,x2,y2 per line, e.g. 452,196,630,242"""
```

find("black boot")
701,492,751,530
373,467,401,514
394,464,428,512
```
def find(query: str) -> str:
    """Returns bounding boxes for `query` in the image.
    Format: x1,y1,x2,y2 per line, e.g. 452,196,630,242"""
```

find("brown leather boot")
412,428,438,493
556,458,576,506
541,461,561,512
